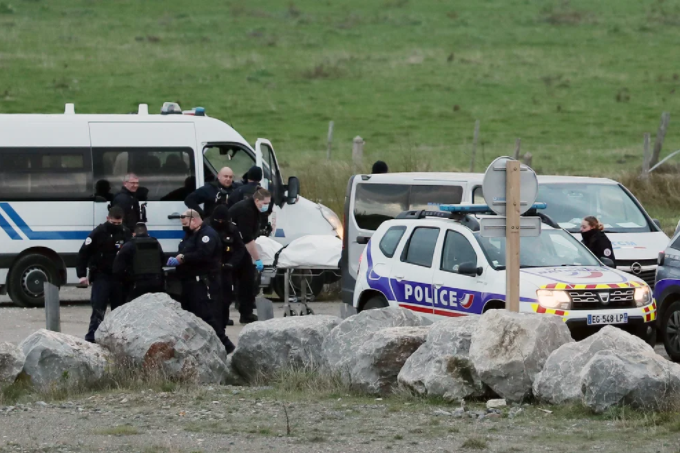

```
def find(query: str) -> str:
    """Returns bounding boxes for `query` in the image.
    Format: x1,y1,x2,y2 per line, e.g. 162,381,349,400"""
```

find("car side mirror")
601,257,615,267
653,219,662,229
357,235,371,245
458,262,483,276
286,176,300,204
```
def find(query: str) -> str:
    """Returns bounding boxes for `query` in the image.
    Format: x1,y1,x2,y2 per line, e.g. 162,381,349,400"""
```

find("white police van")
352,205,657,344
341,172,669,306
0,103,342,306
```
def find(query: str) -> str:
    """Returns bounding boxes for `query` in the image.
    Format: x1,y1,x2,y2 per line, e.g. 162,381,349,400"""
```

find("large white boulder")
350,326,430,395
0,342,25,384
322,307,428,375
581,349,680,413
20,330,111,387
232,315,342,382
95,293,228,384
398,317,487,401
469,310,572,402
534,326,653,404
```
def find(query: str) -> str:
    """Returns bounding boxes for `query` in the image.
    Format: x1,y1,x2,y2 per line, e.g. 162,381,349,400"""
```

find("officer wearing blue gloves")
167,209,235,353
229,187,271,324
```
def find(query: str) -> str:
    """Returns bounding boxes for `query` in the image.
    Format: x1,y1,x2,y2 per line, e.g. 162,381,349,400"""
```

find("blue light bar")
439,202,547,213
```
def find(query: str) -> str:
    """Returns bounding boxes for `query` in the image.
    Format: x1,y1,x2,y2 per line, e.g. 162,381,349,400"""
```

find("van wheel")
661,301,680,362
362,295,388,311
273,270,324,301
8,254,59,308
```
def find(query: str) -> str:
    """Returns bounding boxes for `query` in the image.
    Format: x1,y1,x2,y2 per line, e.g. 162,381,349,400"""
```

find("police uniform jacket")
229,199,261,245
582,229,616,264
77,223,131,279
112,234,165,281
184,181,239,218
176,224,222,279
112,187,141,230
227,181,261,207
205,216,247,270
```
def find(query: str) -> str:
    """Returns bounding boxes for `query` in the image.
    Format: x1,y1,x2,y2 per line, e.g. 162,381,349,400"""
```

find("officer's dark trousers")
233,259,256,316
181,276,233,350
86,274,123,343
126,277,165,302
220,271,233,329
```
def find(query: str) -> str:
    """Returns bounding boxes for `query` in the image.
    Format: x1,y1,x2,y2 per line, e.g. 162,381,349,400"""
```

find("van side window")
92,148,195,202
354,184,409,230
441,230,478,274
0,148,92,200
402,227,440,268
410,185,464,211
472,186,485,204
379,226,406,258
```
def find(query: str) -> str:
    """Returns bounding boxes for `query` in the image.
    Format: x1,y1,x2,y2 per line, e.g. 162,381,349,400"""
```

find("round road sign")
481,156,538,216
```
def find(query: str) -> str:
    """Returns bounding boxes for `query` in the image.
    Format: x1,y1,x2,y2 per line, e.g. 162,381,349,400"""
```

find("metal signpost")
480,156,539,312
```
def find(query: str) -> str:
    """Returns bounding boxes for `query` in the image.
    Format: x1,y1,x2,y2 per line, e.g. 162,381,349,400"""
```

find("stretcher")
256,235,341,317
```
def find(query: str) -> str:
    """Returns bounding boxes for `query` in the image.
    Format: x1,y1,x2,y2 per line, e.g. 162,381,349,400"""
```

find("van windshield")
474,229,601,269
537,184,651,233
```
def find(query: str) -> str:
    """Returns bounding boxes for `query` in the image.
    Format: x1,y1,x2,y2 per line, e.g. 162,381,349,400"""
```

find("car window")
402,227,440,267
409,185,463,211
379,226,406,258
203,146,255,182
441,230,478,273
671,235,680,251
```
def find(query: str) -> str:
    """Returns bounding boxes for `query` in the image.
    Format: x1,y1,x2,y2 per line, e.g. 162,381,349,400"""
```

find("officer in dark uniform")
112,173,142,231
227,165,262,207
112,222,165,302
184,166,239,218
77,206,131,343
229,187,271,324
166,209,236,353
205,205,247,329
581,216,616,266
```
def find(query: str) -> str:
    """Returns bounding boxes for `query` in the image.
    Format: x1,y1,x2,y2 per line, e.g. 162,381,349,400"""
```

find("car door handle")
434,282,443,288
394,275,404,281
168,212,181,220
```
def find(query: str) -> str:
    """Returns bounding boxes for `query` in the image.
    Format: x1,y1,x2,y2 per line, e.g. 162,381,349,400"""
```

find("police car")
353,205,657,344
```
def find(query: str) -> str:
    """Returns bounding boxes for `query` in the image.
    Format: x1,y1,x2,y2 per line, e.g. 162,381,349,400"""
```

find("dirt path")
1,384,680,453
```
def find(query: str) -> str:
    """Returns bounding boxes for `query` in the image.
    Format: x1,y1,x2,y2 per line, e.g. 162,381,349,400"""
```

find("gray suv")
653,224,680,362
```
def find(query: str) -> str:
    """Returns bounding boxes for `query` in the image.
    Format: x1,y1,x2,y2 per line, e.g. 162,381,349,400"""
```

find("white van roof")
357,172,619,185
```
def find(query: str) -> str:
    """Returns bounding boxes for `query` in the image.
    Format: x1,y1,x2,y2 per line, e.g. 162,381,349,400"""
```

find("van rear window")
354,183,463,230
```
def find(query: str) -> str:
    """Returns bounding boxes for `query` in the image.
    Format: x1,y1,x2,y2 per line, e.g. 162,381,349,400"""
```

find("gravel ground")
1,385,680,453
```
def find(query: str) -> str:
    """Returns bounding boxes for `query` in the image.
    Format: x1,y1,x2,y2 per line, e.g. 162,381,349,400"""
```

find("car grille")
616,259,657,288
568,289,636,310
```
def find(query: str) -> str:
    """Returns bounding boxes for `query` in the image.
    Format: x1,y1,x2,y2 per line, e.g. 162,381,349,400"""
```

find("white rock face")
322,307,428,375
534,326,653,405
232,315,342,382
20,330,111,387
469,310,573,402
398,317,487,401
95,293,228,384
0,342,25,384
581,349,680,413
350,326,430,395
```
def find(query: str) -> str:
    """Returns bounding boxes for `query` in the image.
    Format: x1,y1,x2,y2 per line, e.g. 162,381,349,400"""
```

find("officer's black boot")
239,313,258,324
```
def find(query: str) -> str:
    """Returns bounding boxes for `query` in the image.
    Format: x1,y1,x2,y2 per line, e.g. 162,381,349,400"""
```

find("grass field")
1,0,680,227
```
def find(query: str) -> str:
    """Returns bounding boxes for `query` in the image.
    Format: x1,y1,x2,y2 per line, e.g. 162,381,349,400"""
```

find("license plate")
587,313,628,325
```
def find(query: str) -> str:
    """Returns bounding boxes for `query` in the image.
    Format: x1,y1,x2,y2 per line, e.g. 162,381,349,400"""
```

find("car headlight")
536,289,571,310
634,286,652,307
319,204,343,240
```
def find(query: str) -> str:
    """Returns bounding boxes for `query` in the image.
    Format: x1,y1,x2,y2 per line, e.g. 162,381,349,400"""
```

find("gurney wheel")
284,309,297,317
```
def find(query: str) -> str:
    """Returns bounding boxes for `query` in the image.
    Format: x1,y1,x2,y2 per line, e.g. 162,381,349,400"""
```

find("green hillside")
1,0,680,226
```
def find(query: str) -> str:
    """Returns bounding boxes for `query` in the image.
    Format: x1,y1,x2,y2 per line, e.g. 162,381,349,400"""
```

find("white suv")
353,209,657,344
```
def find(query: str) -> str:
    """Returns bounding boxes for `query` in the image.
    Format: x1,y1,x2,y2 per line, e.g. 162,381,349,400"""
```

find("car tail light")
658,251,665,266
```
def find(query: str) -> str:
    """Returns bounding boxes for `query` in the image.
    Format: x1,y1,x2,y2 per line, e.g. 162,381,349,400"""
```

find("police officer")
77,206,131,343
112,173,142,231
184,167,238,218
229,188,271,324
581,216,616,265
227,165,262,207
206,205,247,329
112,222,165,302
166,209,236,353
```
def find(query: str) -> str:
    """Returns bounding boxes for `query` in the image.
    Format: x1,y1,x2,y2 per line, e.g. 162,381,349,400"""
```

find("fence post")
522,152,532,168
352,136,364,172
470,120,480,172
650,112,670,168
513,138,521,160
326,121,334,160
641,133,651,179
44,282,61,332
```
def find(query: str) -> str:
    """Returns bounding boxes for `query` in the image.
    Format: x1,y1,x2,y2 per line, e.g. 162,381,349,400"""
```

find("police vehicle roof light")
438,202,547,213
161,102,182,115
138,104,149,115
194,107,205,116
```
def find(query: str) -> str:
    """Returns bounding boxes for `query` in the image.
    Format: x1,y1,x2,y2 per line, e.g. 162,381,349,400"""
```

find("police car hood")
520,266,644,289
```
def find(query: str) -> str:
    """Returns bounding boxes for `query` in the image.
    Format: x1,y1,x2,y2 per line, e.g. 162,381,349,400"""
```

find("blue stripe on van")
0,203,184,241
